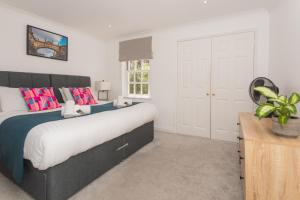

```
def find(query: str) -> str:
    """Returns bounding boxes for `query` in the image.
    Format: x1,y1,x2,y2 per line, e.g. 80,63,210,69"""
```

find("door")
177,38,212,137
211,32,254,141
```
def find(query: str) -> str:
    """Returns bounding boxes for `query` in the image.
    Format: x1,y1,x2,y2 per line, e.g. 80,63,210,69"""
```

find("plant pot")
272,117,300,137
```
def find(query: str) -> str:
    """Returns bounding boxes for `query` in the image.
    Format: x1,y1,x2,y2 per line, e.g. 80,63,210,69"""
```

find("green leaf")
284,104,297,114
278,115,288,125
254,87,278,99
256,104,276,119
288,92,300,105
274,110,281,117
279,96,288,103
268,98,286,105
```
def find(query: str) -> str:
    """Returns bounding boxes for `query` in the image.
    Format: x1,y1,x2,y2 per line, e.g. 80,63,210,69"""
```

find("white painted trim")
176,29,260,78
154,127,179,134
154,126,177,134
126,96,151,99
176,28,262,77
176,30,256,139
177,28,257,42
121,60,151,98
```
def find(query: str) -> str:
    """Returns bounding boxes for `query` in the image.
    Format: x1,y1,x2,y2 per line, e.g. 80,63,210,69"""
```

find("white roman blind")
119,36,153,61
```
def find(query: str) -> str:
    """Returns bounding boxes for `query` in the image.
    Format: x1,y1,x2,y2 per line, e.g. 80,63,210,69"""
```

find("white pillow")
0,87,28,112
59,87,74,102
63,87,74,101
59,88,67,102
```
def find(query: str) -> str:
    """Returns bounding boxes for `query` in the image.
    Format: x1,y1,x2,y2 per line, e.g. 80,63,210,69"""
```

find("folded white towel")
62,100,77,118
62,101,91,118
79,105,91,115
114,96,133,107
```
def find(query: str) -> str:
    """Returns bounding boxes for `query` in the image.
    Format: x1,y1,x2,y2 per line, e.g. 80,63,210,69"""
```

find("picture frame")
27,25,68,61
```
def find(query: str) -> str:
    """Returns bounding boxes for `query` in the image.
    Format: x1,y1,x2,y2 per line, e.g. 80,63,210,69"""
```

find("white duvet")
0,103,157,170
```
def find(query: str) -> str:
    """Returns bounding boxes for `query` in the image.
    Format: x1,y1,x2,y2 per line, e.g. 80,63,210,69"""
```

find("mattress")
0,103,156,170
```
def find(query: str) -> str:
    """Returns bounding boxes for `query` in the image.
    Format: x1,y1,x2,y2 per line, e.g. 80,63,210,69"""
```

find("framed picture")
27,25,68,61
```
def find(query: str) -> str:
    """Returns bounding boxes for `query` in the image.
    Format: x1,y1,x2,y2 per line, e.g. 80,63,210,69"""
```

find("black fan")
249,77,279,105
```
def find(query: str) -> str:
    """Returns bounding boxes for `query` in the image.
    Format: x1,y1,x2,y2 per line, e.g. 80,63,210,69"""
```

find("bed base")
0,121,154,200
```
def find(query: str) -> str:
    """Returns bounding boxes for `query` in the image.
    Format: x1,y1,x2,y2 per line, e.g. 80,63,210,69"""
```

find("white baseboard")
154,126,177,134
154,126,238,143
155,126,238,143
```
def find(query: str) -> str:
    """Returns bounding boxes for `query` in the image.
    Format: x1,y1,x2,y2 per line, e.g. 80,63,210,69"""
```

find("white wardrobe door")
177,39,211,137
211,32,255,141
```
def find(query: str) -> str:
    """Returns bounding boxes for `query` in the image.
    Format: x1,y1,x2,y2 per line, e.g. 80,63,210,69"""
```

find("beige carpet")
0,132,243,200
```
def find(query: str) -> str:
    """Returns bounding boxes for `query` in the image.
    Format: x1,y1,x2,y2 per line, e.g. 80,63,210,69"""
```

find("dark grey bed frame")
0,71,154,200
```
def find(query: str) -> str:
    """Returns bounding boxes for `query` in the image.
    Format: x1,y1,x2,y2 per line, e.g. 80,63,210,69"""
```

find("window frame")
122,59,151,99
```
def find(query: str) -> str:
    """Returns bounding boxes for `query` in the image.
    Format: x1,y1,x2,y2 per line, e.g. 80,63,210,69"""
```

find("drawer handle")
237,150,241,153
239,156,244,165
116,143,129,151
240,176,244,180
237,136,244,140
237,122,240,126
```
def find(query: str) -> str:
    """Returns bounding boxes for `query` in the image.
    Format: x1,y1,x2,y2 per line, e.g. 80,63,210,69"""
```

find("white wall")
0,3,108,89
269,0,300,95
106,9,270,133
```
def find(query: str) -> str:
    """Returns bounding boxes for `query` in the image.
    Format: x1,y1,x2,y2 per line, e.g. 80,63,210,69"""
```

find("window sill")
125,95,151,100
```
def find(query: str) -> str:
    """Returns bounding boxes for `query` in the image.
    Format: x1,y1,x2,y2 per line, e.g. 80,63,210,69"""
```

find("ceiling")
0,0,277,39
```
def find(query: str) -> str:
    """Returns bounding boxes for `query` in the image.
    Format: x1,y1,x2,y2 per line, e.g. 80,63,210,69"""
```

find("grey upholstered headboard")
0,71,91,103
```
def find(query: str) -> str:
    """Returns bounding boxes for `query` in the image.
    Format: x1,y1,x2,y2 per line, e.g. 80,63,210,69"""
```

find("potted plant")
254,86,300,137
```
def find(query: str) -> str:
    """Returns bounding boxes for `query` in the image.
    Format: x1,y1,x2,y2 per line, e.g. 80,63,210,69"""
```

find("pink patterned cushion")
19,87,61,112
69,87,97,105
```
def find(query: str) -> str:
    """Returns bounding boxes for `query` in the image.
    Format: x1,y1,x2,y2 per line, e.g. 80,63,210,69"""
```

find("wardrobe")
177,32,254,141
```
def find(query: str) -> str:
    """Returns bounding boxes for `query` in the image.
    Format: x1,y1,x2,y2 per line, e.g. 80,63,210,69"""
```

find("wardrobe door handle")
212,93,215,96
240,176,244,180
206,93,210,96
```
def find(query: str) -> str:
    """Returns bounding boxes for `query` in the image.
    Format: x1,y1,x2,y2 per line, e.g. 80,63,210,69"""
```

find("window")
125,60,150,98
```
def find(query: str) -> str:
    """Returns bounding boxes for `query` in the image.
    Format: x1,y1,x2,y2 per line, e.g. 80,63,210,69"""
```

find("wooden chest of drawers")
239,113,300,200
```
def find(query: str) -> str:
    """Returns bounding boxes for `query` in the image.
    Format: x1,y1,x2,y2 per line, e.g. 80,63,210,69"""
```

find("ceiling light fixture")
203,0,208,4
108,24,112,28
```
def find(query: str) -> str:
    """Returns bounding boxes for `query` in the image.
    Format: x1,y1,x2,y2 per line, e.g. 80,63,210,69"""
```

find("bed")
0,71,155,200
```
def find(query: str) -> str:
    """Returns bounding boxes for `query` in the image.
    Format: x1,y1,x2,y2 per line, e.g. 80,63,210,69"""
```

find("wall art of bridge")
28,31,66,54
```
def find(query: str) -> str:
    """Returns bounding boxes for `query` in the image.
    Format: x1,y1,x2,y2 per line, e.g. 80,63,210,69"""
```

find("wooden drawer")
239,113,300,200
238,122,243,137
238,125,245,158
239,144,245,179
239,139,245,157
240,159,245,196
240,159,245,179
